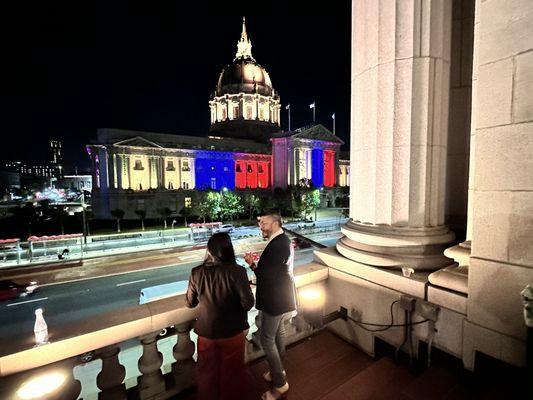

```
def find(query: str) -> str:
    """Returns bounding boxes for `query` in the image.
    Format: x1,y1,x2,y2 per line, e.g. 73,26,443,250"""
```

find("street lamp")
81,192,87,245
171,219,177,241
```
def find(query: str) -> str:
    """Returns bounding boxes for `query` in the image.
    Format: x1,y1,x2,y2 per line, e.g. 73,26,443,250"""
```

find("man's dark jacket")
254,232,296,316
186,262,254,339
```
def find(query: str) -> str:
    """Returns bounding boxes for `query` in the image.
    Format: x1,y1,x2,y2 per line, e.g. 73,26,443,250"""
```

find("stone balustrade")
0,262,327,400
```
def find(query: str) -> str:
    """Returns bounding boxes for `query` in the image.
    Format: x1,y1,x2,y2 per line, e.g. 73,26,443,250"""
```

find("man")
245,213,296,400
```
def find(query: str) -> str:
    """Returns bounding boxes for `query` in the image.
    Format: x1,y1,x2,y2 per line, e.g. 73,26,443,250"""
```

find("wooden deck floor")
174,330,528,400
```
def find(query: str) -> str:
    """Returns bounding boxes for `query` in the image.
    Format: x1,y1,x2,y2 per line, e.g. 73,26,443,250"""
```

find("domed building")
209,18,281,143
87,18,349,219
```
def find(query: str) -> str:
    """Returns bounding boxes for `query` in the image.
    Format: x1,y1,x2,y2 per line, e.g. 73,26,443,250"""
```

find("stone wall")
465,0,533,366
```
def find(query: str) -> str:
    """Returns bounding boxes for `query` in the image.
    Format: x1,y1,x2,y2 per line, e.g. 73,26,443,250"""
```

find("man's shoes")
262,370,286,383
261,382,289,400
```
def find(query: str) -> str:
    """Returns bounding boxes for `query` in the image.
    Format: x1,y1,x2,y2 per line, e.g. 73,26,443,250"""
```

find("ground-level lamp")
298,286,347,329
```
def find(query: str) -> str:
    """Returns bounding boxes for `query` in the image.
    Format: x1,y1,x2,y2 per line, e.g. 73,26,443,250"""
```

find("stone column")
172,322,196,392
293,148,300,184
116,154,123,190
97,147,109,192
124,155,132,189
90,151,98,190
108,152,116,190
96,345,127,400
339,0,454,271
159,156,165,189
137,332,165,399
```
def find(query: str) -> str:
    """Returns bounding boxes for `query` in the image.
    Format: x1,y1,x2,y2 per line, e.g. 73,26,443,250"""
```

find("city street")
0,231,340,349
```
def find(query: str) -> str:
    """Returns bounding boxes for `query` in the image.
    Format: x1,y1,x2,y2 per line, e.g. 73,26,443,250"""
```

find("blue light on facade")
312,148,324,188
194,152,235,190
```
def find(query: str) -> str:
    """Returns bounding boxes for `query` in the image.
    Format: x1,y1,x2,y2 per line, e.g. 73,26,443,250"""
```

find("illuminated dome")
209,17,281,143
216,60,274,97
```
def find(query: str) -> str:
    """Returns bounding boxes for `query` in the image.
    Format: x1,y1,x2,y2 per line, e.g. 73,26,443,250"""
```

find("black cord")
346,300,430,332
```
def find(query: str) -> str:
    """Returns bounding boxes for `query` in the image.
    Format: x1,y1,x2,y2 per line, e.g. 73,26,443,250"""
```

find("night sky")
3,2,351,171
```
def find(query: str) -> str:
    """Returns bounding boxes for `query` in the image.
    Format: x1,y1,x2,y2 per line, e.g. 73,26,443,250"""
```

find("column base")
336,220,455,271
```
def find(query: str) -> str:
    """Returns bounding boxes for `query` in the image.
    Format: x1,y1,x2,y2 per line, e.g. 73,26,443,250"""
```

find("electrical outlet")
418,301,439,321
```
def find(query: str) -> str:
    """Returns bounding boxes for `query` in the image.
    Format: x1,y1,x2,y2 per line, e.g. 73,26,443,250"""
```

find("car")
216,224,235,233
0,279,39,301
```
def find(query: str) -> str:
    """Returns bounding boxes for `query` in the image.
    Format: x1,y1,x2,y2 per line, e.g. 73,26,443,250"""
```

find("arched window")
134,160,144,170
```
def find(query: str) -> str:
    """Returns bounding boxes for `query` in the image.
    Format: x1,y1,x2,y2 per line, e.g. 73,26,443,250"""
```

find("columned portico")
338,0,454,271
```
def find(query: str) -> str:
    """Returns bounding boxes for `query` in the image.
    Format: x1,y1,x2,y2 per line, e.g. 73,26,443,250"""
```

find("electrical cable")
345,299,430,332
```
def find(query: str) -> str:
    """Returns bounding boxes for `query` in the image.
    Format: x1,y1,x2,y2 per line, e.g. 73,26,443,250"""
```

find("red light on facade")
324,150,335,187
235,160,247,188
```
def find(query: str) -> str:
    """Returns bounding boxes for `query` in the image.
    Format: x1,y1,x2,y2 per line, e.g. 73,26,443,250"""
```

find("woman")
186,233,255,400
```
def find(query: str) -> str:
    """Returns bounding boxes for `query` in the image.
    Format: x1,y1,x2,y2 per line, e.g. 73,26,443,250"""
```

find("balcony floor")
173,330,527,400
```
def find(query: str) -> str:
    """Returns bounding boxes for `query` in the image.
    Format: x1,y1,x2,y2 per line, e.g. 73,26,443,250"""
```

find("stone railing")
0,262,328,400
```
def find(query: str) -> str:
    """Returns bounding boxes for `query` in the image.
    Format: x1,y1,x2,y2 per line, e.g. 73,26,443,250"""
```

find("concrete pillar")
339,0,454,271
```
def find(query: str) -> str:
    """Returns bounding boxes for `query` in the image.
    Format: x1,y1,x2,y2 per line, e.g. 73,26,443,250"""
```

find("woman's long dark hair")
205,232,236,266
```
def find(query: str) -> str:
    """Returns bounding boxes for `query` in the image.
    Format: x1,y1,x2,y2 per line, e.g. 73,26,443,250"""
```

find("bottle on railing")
34,308,49,346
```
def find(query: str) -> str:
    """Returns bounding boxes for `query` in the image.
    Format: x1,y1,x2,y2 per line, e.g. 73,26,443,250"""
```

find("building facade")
88,19,349,219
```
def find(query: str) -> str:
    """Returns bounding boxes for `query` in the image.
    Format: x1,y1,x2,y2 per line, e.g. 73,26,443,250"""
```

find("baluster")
137,331,165,399
96,345,126,400
172,322,196,392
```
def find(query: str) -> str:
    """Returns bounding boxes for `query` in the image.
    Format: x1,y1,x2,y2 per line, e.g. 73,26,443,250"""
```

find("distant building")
87,18,349,219
49,140,63,178
4,161,56,178
57,175,92,192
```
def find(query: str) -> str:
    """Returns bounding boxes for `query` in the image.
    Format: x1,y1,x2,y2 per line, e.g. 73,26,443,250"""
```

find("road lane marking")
7,297,48,307
179,254,200,260
116,279,146,287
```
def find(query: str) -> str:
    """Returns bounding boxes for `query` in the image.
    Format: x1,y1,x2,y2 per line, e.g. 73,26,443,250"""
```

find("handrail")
0,262,328,377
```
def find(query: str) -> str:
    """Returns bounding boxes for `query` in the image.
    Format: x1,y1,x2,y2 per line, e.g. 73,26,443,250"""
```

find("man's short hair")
263,213,282,227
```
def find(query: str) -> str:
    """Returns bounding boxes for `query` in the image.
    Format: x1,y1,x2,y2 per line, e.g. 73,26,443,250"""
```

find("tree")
158,207,173,229
179,205,193,227
110,209,125,233
195,191,221,223
52,206,68,235
241,193,259,221
134,209,146,231
302,189,321,221
10,202,38,237
220,191,244,222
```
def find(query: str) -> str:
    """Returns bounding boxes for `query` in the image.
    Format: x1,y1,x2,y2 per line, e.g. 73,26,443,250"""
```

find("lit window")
210,177,216,189
185,197,192,208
